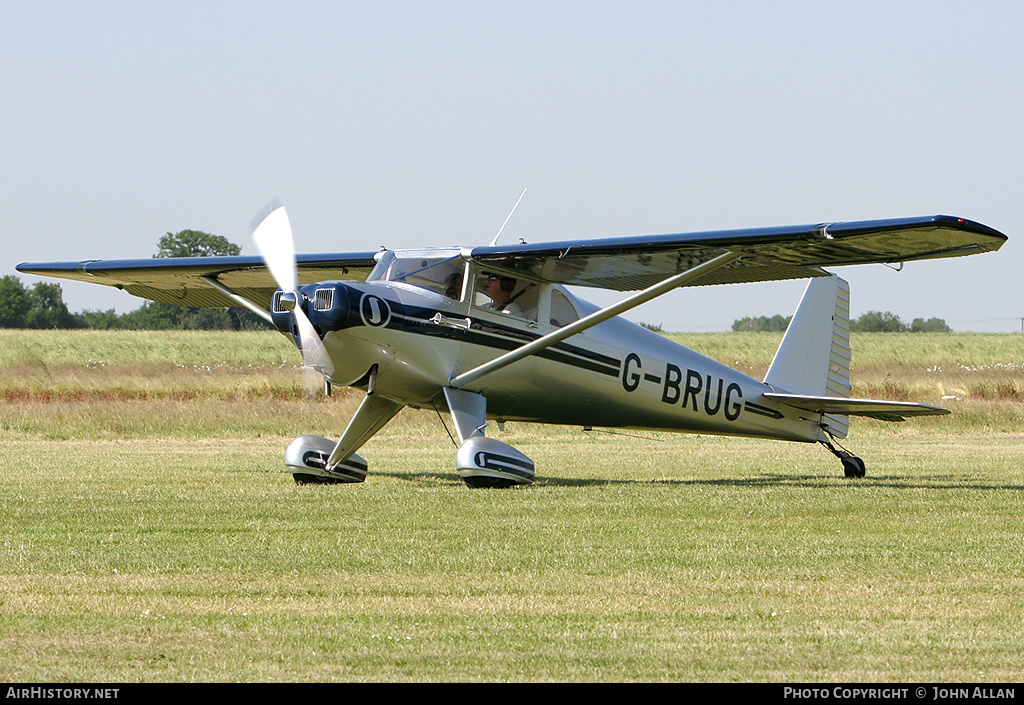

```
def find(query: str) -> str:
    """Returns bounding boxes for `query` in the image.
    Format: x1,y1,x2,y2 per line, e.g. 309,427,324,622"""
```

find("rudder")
764,274,852,437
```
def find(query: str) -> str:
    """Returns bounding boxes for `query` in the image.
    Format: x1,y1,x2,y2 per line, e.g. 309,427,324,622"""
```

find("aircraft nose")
304,283,353,332
270,282,354,337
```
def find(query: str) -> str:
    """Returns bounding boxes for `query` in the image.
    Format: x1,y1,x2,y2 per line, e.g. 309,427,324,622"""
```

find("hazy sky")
4,1,1022,332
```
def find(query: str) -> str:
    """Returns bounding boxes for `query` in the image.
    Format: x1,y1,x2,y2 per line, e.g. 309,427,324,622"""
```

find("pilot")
481,273,522,316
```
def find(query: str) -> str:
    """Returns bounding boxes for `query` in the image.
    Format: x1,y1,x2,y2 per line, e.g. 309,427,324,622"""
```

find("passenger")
443,272,463,300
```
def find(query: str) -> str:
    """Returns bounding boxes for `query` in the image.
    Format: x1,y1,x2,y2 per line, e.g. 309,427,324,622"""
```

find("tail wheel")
820,436,866,478
841,455,866,478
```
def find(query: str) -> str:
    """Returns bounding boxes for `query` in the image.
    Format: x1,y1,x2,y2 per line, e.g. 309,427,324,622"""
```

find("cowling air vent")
313,288,334,311
272,290,287,313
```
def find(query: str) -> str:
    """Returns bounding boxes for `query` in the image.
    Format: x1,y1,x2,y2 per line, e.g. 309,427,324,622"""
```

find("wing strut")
200,275,275,324
449,250,740,388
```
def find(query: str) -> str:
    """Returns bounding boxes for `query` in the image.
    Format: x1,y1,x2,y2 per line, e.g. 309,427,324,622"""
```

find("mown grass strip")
2,430,1023,682
1,329,1022,681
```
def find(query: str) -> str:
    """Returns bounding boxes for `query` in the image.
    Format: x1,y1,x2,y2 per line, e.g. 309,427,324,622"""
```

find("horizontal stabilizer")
763,393,949,423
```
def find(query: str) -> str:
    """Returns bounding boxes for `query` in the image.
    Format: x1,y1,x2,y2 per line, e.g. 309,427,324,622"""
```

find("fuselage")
273,250,825,444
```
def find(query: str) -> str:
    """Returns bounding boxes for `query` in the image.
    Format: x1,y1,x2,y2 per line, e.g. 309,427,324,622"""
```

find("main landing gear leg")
443,388,535,488
819,437,866,478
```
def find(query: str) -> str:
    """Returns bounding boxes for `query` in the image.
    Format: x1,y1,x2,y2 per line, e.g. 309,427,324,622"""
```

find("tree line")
731,312,951,333
2,230,270,330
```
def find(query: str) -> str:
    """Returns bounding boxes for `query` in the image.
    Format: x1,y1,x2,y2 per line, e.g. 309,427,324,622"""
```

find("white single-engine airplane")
18,209,1006,486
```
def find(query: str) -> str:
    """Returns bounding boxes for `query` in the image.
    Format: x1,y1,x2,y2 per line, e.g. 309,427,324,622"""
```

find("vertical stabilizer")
764,274,851,437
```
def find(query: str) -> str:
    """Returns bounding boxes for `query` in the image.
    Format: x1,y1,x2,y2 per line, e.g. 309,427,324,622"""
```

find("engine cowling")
270,282,354,339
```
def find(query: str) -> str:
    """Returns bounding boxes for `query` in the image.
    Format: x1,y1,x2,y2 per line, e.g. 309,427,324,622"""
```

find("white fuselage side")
300,277,824,444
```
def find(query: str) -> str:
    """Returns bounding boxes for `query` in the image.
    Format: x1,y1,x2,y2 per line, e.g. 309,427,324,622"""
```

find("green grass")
1,329,1022,681
0,329,298,367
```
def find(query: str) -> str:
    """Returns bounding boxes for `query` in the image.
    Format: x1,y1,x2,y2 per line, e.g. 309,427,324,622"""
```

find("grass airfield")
1,330,1022,682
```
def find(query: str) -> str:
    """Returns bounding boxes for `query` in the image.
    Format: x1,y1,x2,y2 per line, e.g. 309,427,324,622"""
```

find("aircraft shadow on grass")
364,470,1024,492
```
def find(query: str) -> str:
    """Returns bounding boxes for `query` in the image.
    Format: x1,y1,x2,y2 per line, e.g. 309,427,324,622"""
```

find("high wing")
468,215,1007,291
16,252,379,310
16,215,1006,309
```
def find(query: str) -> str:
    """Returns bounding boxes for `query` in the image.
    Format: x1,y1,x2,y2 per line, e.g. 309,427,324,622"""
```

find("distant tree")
731,314,792,332
910,317,952,333
0,275,31,328
850,311,908,333
155,230,241,259
116,301,185,330
117,301,242,330
638,321,665,334
144,229,268,330
74,308,124,330
25,282,79,329
0,277,81,329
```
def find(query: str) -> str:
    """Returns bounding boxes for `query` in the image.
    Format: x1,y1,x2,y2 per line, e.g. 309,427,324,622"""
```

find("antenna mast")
488,188,528,246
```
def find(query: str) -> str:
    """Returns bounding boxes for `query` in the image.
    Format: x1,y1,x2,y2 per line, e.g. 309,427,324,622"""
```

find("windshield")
371,253,466,300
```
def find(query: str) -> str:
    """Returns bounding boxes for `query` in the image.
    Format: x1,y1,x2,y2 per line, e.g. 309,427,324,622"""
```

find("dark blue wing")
468,215,1007,291
17,215,1006,305
17,253,379,309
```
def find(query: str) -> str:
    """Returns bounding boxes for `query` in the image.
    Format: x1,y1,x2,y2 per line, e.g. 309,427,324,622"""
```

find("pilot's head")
483,273,516,293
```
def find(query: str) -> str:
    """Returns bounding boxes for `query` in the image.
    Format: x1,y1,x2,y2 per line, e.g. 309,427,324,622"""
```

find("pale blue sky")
4,1,1022,331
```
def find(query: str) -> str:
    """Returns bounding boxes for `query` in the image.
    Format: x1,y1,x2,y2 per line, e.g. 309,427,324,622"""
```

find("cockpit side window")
549,289,579,327
472,272,538,321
